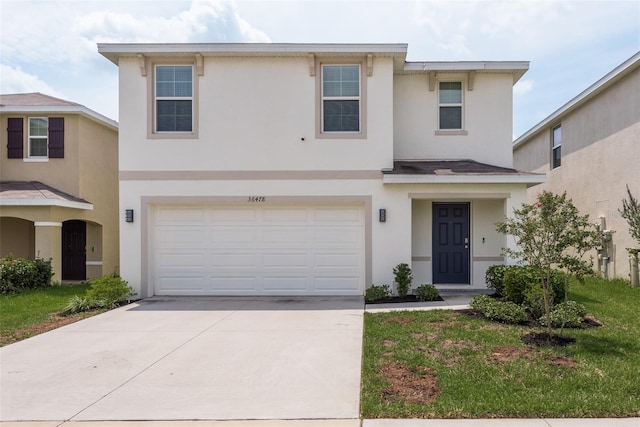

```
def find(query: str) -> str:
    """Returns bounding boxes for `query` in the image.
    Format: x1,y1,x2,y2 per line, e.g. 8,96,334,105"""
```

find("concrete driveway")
0,297,364,422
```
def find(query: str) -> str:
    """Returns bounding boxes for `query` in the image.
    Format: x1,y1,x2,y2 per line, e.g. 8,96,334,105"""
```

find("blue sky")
1,0,639,138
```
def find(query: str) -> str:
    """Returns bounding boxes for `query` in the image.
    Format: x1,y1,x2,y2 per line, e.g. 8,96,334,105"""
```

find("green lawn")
0,283,92,346
361,277,640,418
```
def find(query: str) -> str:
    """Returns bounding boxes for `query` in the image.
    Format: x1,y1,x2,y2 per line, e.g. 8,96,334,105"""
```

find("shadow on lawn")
577,333,640,357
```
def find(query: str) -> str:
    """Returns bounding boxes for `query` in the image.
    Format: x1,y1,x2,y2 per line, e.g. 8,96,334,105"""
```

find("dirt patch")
521,332,576,347
0,311,96,347
584,316,603,327
387,316,414,325
442,339,483,350
383,339,397,347
380,361,440,405
490,345,537,362
410,333,424,339
546,355,577,367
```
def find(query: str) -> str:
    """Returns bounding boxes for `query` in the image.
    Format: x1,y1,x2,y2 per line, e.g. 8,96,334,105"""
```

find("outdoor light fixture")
379,209,386,222
125,209,134,223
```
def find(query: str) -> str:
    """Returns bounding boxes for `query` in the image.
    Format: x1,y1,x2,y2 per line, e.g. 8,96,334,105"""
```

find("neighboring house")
0,93,119,282
514,51,640,280
98,43,543,298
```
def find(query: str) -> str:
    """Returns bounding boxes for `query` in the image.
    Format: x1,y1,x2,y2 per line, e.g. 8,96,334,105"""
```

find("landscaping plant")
415,284,440,302
365,284,391,302
0,255,53,294
619,185,640,286
65,275,135,313
393,263,412,297
496,191,600,336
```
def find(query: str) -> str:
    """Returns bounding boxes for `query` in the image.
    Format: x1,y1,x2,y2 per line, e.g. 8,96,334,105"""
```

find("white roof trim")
99,43,408,64
0,105,118,130
402,61,529,83
382,174,545,185
0,199,94,210
514,51,640,148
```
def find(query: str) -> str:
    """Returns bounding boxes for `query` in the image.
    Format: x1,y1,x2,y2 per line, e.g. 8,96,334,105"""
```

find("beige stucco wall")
0,217,35,258
0,112,119,281
394,73,514,168
514,66,640,279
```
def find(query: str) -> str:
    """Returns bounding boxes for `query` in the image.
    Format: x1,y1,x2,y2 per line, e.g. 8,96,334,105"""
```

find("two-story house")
98,43,543,298
514,51,640,280
0,93,119,282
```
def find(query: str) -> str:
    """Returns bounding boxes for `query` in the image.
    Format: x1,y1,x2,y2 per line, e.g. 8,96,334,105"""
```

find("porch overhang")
382,160,545,187
0,181,93,211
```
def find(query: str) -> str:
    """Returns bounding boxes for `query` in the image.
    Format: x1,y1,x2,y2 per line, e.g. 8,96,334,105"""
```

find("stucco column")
504,194,524,266
34,222,63,282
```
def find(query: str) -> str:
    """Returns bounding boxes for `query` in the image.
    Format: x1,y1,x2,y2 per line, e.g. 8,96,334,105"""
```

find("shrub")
523,282,546,319
365,284,391,302
393,263,413,297
416,284,440,301
503,266,567,305
485,265,509,297
539,301,587,328
0,255,53,294
469,295,527,324
65,275,135,313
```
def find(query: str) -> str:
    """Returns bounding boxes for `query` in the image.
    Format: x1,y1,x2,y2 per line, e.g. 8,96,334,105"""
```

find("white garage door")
152,205,365,296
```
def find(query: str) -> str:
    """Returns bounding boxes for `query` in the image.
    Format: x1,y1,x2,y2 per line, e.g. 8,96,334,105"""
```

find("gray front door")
432,203,470,284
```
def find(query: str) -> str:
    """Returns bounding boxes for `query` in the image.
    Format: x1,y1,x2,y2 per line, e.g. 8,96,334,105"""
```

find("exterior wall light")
125,209,134,223
379,208,386,222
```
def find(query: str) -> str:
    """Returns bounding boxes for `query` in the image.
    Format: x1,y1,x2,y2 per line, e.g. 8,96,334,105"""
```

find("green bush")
469,295,527,324
539,301,587,328
503,266,567,305
0,255,53,294
365,284,391,302
523,282,546,319
393,263,413,297
65,275,135,313
485,265,509,297
415,284,440,301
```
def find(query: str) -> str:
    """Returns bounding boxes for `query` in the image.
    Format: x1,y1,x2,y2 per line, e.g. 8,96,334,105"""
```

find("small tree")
496,191,600,336
620,185,640,287
393,263,413,298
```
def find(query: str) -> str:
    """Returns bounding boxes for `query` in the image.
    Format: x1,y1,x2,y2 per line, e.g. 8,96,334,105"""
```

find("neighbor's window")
155,65,193,132
439,82,463,130
28,117,48,157
322,65,360,133
552,125,562,168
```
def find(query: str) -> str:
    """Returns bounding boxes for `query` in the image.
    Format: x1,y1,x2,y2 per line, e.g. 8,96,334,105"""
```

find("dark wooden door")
62,220,86,280
432,203,470,284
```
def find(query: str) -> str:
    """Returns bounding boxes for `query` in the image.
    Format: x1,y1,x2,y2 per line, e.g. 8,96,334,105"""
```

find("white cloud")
513,79,534,96
0,65,62,96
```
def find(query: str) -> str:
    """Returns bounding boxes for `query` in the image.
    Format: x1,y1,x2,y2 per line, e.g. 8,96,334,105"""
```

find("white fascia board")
0,105,118,130
514,51,640,149
382,174,545,185
0,199,94,210
98,43,408,64
402,61,529,83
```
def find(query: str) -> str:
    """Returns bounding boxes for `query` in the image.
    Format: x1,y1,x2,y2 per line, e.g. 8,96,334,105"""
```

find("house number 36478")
248,196,266,202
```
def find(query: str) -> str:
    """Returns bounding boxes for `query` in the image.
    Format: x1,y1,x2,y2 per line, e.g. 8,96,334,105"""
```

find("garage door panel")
153,205,364,296
209,277,258,292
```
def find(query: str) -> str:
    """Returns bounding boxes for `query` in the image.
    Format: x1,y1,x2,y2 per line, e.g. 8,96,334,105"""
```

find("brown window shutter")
48,117,64,158
7,118,24,158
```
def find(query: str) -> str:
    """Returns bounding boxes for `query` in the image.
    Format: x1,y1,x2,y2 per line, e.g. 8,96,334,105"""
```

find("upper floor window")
29,117,48,158
552,124,561,168
438,82,463,130
6,117,64,160
322,65,360,133
155,65,193,133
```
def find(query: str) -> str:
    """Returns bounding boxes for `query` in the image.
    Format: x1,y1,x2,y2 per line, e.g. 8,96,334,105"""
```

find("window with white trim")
28,117,48,158
155,65,193,132
322,65,360,133
438,82,463,130
552,124,561,169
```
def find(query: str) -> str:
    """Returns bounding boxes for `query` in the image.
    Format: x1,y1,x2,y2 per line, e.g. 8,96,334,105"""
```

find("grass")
0,283,94,346
361,277,640,418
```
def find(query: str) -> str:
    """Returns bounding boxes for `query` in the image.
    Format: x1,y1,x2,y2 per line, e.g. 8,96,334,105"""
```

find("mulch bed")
367,295,444,304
